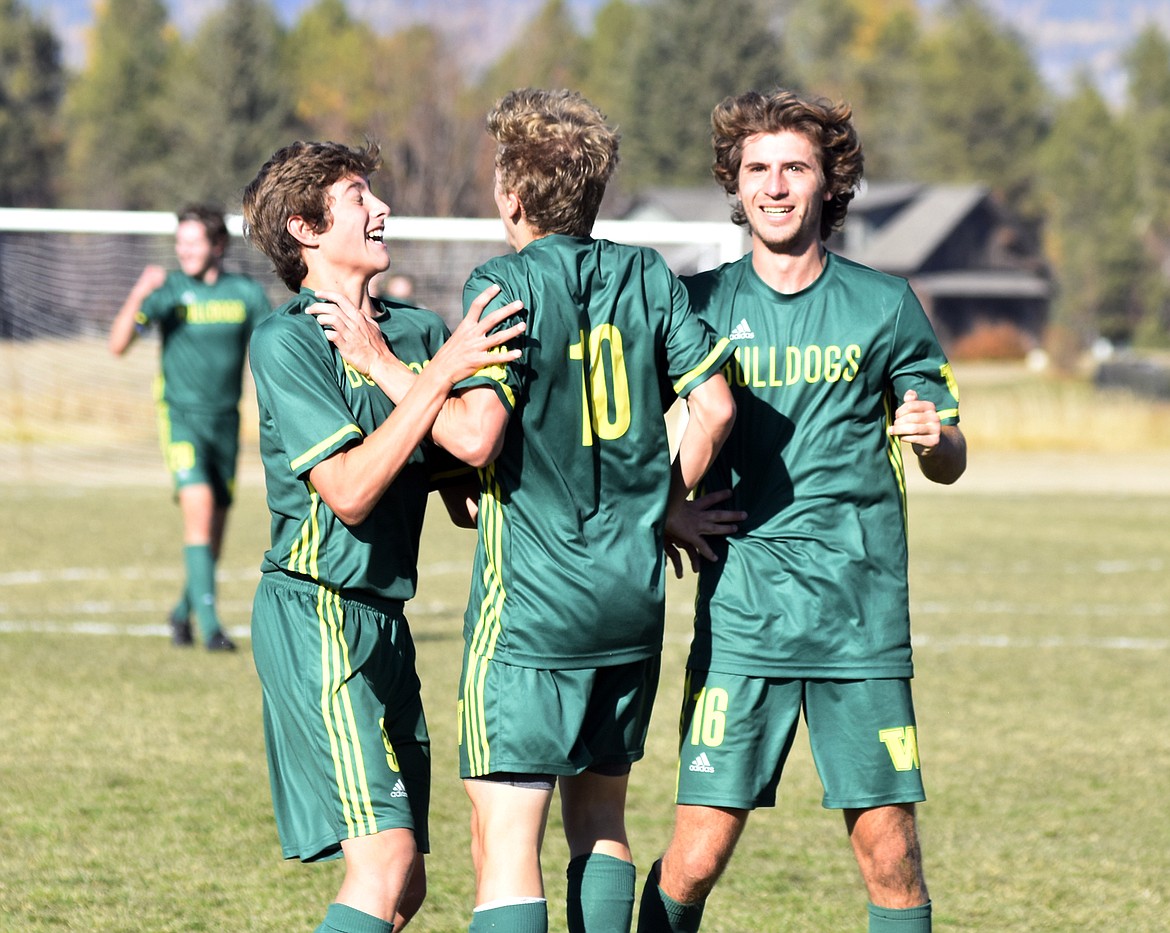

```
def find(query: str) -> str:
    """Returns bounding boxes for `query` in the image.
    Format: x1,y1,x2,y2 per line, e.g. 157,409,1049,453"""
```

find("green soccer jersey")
458,235,731,669
687,251,960,679
249,291,451,601
138,270,270,414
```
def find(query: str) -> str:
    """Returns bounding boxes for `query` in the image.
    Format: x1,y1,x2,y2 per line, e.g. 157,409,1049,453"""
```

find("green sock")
183,544,220,641
314,902,394,933
171,589,189,621
635,867,704,933
566,852,635,933
469,900,548,932
868,901,932,932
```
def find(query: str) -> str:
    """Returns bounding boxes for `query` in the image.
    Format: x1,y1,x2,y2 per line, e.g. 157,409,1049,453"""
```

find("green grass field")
2,356,1169,931
2,474,1168,931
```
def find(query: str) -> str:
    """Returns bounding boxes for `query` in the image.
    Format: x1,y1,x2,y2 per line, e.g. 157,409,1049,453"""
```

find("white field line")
1,561,1167,651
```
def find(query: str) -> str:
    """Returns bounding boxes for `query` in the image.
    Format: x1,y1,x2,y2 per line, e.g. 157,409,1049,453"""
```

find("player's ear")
287,215,319,247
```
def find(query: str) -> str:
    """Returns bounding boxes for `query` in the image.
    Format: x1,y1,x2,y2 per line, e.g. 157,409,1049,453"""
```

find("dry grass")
953,360,1170,453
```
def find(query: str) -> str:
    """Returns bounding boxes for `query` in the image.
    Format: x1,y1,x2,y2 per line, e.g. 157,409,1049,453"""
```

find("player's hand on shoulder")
435,284,526,387
307,290,395,376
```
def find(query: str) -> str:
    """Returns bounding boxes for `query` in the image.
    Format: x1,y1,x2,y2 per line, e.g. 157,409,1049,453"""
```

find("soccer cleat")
169,612,194,647
205,630,237,652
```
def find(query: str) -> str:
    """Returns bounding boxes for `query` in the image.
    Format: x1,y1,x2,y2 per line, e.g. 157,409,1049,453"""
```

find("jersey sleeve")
888,283,961,425
250,319,364,479
662,267,734,399
137,275,180,327
454,267,525,412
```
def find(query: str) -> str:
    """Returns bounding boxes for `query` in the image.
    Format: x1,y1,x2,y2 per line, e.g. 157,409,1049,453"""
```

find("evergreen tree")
621,0,789,190
578,0,643,134
0,0,63,206
913,0,1046,214
160,0,295,210
1123,25,1170,346
783,0,924,181
1038,74,1148,355
62,0,175,208
479,0,587,103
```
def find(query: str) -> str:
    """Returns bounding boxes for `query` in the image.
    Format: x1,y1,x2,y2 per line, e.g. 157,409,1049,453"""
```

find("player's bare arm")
664,374,740,576
306,291,524,526
108,264,166,355
888,389,967,485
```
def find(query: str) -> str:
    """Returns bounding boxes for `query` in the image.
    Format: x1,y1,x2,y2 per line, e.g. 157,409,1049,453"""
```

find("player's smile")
737,130,830,253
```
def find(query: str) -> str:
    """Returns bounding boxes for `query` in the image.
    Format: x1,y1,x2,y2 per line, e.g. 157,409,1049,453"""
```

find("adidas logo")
729,319,755,340
391,779,408,799
688,752,715,774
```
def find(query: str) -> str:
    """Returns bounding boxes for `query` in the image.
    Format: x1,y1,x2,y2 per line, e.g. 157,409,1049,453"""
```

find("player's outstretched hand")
307,290,397,376
134,264,167,295
430,283,525,387
887,389,941,455
665,489,745,578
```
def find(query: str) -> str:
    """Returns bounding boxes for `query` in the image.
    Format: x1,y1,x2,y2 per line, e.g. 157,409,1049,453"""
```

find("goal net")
0,208,745,487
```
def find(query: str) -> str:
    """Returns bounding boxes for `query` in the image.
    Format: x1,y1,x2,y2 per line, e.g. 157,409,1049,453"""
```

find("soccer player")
635,89,967,933
444,88,735,933
241,140,524,933
108,205,270,652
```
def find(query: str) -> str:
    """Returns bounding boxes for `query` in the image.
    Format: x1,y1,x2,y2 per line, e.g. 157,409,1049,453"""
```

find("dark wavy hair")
711,89,864,241
177,204,229,252
242,141,381,292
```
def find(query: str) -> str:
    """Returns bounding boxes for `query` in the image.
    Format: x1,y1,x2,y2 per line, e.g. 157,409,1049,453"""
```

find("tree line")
3,0,1169,351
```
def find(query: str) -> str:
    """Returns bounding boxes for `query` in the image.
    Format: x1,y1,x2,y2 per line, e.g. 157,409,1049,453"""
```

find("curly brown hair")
488,88,619,237
711,89,863,241
242,141,382,292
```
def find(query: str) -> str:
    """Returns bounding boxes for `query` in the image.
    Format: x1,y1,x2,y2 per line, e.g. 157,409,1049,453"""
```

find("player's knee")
660,846,730,902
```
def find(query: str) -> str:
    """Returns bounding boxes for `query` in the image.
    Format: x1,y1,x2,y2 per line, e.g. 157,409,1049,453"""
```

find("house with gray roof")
622,181,1051,358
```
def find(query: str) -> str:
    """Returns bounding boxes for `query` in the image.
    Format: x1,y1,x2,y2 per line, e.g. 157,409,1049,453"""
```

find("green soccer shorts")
156,403,240,506
458,650,661,779
251,573,431,862
673,670,926,811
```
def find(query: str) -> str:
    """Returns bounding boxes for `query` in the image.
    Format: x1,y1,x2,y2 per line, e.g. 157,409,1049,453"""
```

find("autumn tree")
374,25,486,217
0,0,63,206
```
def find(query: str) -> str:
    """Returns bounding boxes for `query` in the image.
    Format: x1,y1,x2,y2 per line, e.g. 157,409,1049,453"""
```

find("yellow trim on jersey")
936,407,959,422
289,423,363,473
288,485,324,579
316,585,378,838
462,463,507,776
884,393,909,530
673,338,730,396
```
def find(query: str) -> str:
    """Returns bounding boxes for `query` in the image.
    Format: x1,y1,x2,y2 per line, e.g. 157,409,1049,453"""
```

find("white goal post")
0,208,745,487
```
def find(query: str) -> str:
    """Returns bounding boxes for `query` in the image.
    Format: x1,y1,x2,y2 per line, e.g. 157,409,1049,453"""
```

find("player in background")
636,89,967,933
108,205,270,652
241,140,524,933
444,88,735,933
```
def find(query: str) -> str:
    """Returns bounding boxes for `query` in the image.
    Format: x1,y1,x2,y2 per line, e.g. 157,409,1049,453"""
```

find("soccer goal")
0,208,745,486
